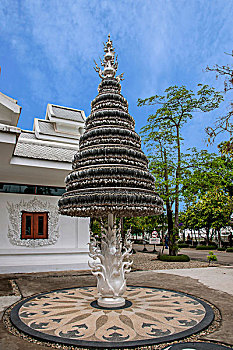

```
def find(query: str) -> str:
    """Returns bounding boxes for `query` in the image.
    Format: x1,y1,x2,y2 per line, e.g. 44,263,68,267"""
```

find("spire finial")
94,35,124,82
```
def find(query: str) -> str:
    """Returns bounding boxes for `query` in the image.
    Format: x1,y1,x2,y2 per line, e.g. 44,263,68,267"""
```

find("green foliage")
138,85,223,256
206,51,233,148
183,188,232,244
207,251,218,265
218,141,233,158
226,247,233,252
123,215,166,236
90,218,101,236
158,254,190,262
217,247,226,251
138,85,223,123
196,245,216,250
182,149,233,202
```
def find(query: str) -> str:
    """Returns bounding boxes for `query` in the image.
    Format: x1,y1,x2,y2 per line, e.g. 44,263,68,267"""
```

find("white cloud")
0,0,233,150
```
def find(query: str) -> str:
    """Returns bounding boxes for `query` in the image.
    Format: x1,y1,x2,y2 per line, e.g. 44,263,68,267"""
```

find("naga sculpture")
89,214,132,307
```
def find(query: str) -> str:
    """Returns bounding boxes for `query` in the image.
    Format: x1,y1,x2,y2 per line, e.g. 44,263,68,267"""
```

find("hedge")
158,254,190,262
178,243,189,248
217,247,226,251
196,245,216,250
226,247,233,253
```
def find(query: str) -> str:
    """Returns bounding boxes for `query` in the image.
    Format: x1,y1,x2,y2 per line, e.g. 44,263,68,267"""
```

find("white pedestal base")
97,296,125,308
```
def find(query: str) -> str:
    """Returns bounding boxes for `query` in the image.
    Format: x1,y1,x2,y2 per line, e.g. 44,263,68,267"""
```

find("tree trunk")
193,229,197,245
198,228,200,245
167,206,175,255
162,219,165,254
175,125,181,230
183,229,185,242
163,148,176,256
206,227,210,245
218,228,222,248
210,228,215,241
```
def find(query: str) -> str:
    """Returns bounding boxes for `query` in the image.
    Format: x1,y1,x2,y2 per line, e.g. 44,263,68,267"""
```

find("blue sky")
1,0,233,153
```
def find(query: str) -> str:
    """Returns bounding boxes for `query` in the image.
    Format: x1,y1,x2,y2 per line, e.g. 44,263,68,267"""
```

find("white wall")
0,192,90,273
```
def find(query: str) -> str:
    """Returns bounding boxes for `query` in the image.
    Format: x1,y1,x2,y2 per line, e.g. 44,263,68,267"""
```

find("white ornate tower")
59,35,163,307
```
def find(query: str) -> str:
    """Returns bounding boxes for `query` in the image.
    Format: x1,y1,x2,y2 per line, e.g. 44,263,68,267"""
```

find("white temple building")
0,90,90,273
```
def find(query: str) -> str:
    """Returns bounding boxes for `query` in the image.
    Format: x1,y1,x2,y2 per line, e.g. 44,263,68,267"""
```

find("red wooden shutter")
21,212,34,239
33,213,48,239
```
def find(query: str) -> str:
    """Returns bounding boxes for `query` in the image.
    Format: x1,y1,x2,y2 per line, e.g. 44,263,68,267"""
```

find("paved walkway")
155,266,233,296
180,249,233,266
0,265,233,349
133,244,233,266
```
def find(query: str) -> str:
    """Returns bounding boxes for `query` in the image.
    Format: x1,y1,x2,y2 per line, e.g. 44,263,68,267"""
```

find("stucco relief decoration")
7,197,59,247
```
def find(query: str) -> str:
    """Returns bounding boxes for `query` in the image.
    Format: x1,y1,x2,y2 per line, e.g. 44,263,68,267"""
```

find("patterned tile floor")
10,286,214,348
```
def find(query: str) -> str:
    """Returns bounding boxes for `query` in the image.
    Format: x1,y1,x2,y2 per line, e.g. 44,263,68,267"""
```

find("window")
21,212,48,239
0,183,65,196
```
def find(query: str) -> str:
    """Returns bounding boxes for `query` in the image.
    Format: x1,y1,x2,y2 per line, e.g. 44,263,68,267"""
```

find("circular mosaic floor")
10,286,214,348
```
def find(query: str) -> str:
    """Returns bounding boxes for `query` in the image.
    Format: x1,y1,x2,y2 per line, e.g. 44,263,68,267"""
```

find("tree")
184,188,232,246
206,51,233,154
182,148,233,203
123,215,166,239
181,149,233,246
138,85,223,255
144,128,177,253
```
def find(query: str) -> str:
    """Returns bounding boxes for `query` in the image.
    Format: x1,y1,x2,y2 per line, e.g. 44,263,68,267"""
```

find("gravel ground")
131,252,216,271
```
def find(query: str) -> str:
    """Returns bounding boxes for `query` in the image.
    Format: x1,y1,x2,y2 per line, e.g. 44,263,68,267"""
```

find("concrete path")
133,244,233,266
155,266,233,295
0,295,20,319
180,249,233,266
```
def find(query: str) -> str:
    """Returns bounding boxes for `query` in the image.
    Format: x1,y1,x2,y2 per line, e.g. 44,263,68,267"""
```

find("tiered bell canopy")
59,35,163,217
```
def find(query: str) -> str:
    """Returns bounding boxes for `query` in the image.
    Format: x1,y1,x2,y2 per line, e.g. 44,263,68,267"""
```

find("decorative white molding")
10,156,71,170
18,134,80,150
7,197,59,248
14,140,77,162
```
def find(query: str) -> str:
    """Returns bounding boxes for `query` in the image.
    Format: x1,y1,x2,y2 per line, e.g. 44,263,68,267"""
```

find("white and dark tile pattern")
10,286,214,348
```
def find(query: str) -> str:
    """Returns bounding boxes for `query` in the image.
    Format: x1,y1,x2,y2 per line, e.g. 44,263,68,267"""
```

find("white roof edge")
46,103,86,122
0,91,18,104
20,130,35,134
51,103,85,114
0,122,21,134
38,118,84,126
18,136,79,150
81,110,86,121
34,118,40,138
37,118,54,124
34,119,80,144
10,156,72,170
52,118,84,126
46,103,55,121
37,118,80,134
0,91,22,114
36,133,80,144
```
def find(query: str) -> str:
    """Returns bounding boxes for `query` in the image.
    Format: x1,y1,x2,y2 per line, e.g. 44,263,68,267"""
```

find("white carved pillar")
89,214,132,308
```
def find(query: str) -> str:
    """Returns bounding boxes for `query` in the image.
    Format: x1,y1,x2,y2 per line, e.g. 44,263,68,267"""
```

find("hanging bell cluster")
58,35,163,217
